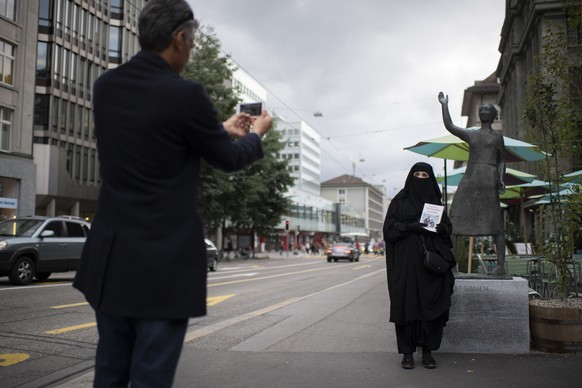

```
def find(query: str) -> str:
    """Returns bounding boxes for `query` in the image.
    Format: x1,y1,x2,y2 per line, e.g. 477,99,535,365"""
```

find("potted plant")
522,7,582,353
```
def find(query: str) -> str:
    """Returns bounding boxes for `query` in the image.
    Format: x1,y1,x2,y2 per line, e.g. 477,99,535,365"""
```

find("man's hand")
223,113,252,138
251,110,272,138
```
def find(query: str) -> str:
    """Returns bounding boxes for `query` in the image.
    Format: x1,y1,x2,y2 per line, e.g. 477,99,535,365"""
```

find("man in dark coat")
72,1,271,386
383,162,456,370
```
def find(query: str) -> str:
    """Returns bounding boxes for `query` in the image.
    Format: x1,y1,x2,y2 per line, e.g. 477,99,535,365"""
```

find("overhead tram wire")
122,0,368,178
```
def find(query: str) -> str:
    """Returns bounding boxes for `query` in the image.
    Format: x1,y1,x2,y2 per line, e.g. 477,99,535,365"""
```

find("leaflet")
419,203,444,232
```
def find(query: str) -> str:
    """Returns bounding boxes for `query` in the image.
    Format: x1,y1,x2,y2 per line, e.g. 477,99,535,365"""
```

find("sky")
188,0,506,198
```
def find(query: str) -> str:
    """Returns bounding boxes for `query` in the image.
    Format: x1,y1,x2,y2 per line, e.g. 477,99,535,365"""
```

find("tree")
229,125,294,252
523,3,582,299
182,26,293,247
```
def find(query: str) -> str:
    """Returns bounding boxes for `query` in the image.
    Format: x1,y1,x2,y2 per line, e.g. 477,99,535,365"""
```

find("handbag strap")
419,235,428,252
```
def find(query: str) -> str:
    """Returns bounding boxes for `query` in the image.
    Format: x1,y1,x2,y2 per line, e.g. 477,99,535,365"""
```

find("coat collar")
134,50,175,73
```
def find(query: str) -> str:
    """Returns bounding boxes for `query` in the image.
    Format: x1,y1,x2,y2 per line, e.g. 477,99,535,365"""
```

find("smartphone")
238,102,263,116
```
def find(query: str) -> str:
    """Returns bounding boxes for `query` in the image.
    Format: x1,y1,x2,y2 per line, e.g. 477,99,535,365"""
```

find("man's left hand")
223,113,252,138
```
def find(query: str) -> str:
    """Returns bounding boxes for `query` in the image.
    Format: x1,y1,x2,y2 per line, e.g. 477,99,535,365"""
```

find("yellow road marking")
45,295,236,334
353,265,372,270
51,302,89,309
46,322,97,334
0,353,30,367
206,294,235,306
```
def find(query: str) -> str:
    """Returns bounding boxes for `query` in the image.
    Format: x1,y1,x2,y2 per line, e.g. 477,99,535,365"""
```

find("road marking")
0,283,71,291
0,353,30,367
206,294,235,306
184,297,303,342
209,272,258,280
51,302,89,309
46,322,97,334
353,265,372,270
45,295,237,334
184,269,386,343
208,263,365,287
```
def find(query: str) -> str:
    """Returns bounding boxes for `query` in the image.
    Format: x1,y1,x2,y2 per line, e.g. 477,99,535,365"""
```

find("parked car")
205,239,221,271
0,216,91,285
326,243,360,262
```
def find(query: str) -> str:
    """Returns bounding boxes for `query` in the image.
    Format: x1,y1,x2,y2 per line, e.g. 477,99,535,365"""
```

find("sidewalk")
56,265,582,388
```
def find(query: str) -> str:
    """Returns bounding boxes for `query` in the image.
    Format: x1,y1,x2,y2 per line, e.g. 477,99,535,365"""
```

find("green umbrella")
563,170,582,184
404,130,547,162
437,166,537,187
500,180,550,201
405,130,547,207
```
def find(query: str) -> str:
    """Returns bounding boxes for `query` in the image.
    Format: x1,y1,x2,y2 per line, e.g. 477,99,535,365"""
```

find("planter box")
530,301,582,354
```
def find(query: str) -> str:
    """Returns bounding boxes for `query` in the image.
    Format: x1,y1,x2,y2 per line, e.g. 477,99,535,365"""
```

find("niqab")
395,162,442,222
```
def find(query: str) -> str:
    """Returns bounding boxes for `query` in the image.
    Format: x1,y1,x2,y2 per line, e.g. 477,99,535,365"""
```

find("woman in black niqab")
383,162,456,370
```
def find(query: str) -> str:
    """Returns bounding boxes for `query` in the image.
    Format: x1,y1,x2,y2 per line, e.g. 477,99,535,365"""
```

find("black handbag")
420,235,449,274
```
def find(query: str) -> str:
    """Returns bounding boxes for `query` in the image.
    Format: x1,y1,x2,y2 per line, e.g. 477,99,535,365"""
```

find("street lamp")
352,158,365,177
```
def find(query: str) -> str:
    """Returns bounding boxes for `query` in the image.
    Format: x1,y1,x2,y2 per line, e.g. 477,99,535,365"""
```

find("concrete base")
440,276,530,354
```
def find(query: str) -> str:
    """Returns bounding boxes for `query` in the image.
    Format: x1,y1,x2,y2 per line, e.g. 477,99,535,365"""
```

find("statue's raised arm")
438,92,469,140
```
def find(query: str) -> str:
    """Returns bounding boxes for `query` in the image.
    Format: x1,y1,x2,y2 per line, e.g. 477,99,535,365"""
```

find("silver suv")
0,216,91,285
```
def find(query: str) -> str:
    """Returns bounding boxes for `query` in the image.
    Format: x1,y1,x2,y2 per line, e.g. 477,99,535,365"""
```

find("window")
111,0,123,19
60,99,67,134
39,0,53,33
0,107,13,152
108,25,122,63
0,40,14,85
33,94,49,132
36,42,51,86
0,0,15,20
66,222,87,237
43,221,64,237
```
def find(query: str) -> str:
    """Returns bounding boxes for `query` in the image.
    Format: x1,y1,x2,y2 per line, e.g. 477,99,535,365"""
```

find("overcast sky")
188,0,506,197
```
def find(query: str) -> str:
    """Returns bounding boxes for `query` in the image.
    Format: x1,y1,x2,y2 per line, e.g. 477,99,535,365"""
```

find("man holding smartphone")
73,1,271,386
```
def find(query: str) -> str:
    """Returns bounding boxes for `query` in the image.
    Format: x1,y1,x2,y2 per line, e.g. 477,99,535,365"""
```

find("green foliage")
183,26,238,121
233,126,294,236
522,8,582,299
182,25,294,242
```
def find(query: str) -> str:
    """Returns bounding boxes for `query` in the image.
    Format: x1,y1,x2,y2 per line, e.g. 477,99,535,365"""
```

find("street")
0,253,388,387
4,253,582,388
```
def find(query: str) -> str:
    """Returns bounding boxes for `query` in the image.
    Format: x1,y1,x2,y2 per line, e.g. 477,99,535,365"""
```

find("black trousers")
394,315,446,354
94,310,188,388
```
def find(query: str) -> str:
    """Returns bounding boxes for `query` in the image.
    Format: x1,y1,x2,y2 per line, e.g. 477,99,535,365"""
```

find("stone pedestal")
440,276,530,353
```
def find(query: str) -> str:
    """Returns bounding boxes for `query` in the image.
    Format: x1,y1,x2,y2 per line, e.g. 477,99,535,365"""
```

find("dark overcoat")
73,51,263,319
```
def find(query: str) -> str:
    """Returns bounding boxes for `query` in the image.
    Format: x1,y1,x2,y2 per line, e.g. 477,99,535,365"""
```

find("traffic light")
285,220,289,230
297,225,301,232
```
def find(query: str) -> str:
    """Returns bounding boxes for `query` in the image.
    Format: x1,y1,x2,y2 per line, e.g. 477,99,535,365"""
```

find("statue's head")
479,104,498,125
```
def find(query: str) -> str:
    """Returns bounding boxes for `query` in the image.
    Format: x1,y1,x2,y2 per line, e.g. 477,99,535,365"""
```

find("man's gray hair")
138,0,199,52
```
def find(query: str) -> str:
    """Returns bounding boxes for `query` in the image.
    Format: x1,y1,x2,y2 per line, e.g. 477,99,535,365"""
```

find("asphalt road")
0,253,389,387
3,253,582,387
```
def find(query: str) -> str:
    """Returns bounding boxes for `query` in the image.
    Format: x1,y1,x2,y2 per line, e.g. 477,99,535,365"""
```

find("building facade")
0,0,37,219
32,0,143,218
274,117,322,197
496,0,581,172
320,174,385,243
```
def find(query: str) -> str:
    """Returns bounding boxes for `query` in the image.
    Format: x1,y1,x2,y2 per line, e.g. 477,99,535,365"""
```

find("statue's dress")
449,129,505,235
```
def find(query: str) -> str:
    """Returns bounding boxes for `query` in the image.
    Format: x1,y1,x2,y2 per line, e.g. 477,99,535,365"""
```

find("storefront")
0,177,19,220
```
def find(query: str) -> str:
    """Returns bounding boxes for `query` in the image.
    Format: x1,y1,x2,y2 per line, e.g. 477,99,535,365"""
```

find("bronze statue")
438,92,506,275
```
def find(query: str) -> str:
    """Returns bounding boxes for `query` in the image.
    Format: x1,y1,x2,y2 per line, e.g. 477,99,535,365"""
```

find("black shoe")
401,354,414,369
422,351,436,369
